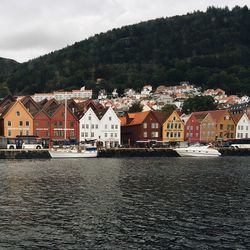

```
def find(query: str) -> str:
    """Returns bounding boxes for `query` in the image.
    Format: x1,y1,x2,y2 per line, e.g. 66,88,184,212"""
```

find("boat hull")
174,148,221,157
49,150,97,158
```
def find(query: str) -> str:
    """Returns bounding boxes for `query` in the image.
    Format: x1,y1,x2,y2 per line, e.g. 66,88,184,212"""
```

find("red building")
33,110,51,139
185,112,208,143
120,111,164,146
49,103,79,143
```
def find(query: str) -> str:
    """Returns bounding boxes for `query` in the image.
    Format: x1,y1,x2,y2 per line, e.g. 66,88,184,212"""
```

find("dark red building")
120,111,164,146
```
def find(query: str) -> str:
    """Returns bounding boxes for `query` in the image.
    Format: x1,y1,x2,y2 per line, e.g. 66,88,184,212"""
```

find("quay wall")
0,149,51,159
0,148,250,159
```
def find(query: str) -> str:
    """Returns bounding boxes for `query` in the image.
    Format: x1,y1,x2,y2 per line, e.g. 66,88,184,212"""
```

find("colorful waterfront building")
162,111,184,142
200,113,216,142
184,112,208,143
120,111,162,146
232,113,250,139
0,100,34,137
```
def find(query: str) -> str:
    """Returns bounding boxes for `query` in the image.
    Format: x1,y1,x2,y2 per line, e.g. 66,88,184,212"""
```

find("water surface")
0,157,249,249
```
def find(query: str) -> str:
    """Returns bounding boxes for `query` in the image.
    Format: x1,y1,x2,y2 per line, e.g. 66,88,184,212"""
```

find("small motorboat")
49,145,98,158
174,144,221,157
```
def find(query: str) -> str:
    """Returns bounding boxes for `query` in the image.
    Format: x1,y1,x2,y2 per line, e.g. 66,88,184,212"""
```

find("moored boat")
49,145,98,158
174,144,221,157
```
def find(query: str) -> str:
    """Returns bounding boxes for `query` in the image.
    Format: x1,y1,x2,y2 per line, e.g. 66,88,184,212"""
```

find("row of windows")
167,123,182,129
219,124,234,130
166,132,181,138
81,132,118,138
8,121,30,127
237,133,249,138
8,130,29,137
88,116,113,121
186,133,199,138
53,131,75,137
186,125,199,130
143,123,159,129
237,125,249,130
53,121,75,128
82,124,119,129
143,132,159,138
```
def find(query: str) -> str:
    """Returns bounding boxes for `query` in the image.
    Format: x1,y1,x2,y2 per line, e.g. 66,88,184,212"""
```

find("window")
88,116,91,121
143,132,147,138
8,130,11,136
166,132,169,137
109,117,112,121
86,124,89,129
16,111,20,116
143,123,147,129
111,125,114,129
8,121,11,126
105,124,108,129
35,121,39,127
91,132,94,137
19,121,23,126
111,133,113,138
81,132,84,137
26,130,29,136
220,124,223,130
69,131,75,137
115,133,117,137
167,123,170,129
85,132,88,137
91,124,94,129
82,124,85,129
95,124,98,129
20,130,23,136
105,133,107,137
70,122,75,128
26,121,29,127
59,121,63,127
151,132,158,138
115,125,118,129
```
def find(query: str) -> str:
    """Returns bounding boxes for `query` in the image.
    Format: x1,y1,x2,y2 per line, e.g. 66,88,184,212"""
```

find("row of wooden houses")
0,95,249,148
120,109,250,146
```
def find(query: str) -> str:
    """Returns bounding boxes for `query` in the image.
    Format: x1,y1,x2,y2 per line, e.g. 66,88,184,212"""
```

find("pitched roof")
231,113,244,124
93,107,109,120
121,111,150,126
208,110,229,122
152,111,172,125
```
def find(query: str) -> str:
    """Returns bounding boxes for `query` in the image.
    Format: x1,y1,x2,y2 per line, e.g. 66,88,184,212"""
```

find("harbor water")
0,157,249,249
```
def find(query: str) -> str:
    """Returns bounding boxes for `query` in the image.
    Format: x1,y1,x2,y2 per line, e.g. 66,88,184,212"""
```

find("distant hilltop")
0,6,250,96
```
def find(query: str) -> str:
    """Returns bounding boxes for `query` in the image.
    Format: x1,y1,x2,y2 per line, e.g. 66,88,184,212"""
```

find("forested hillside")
1,6,250,95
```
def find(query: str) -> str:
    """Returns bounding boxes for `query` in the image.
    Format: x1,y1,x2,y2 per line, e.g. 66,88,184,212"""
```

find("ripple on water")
0,157,249,249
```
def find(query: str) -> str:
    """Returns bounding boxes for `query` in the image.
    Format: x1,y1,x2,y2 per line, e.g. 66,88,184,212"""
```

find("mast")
64,93,67,140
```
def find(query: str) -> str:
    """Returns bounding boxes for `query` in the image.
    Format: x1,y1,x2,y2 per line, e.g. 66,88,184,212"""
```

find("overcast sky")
0,0,248,62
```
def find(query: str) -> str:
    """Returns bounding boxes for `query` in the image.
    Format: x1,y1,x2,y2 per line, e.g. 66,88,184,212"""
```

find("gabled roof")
208,110,229,122
121,111,150,126
0,102,15,118
21,96,41,116
93,107,109,120
231,113,245,124
152,111,172,125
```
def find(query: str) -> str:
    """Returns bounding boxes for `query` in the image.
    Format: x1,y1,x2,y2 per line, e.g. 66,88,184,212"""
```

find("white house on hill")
233,113,250,139
79,107,121,147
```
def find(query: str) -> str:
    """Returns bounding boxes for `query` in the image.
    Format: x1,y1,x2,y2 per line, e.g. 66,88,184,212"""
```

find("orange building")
207,110,235,141
200,113,216,142
0,100,34,137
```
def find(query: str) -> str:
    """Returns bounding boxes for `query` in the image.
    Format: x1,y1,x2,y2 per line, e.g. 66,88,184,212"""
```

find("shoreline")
0,148,250,159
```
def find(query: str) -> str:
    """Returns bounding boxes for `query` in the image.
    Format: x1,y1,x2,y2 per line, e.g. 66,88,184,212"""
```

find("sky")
0,0,248,63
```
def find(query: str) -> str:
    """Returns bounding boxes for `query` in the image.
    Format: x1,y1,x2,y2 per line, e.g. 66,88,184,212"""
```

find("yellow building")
0,100,34,138
163,111,184,142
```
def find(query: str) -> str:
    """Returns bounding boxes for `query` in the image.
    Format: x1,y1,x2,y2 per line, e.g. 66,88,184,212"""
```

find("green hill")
1,6,250,95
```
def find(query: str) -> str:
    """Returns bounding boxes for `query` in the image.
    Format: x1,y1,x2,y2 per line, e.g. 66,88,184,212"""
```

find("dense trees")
182,96,217,114
0,6,250,95
128,102,143,113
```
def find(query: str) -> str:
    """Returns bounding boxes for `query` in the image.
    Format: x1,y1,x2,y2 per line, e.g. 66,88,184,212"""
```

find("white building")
141,85,152,96
32,86,92,102
79,107,121,148
234,113,250,139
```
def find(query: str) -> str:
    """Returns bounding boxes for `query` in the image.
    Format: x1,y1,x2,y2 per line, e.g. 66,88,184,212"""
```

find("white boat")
49,145,98,158
174,144,221,157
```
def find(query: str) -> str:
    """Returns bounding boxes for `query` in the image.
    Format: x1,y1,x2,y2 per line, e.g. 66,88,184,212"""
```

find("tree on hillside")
128,101,143,113
161,104,177,113
182,96,217,114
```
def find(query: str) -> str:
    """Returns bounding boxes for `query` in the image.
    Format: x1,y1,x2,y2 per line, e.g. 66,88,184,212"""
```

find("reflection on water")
0,157,249,249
